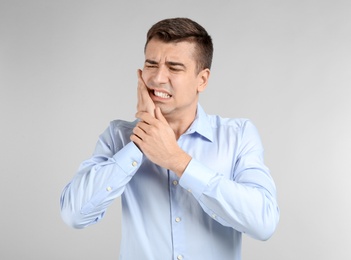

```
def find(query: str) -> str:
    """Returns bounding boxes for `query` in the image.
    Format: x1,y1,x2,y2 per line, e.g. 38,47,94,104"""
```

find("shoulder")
101,119,138,141
207,114,261,140
110,119,137,128
96,119,138,153
207,114,252,130
108,119,138,132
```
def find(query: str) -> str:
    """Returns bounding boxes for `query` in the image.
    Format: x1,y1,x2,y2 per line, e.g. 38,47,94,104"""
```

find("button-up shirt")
60,104,279,260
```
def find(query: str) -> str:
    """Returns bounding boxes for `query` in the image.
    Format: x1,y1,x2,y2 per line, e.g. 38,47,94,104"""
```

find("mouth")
152,89,172,99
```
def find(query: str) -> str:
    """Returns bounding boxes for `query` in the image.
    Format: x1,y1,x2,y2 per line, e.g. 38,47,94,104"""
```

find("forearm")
200,176,279,240
179,158,279,240
60,142,143,229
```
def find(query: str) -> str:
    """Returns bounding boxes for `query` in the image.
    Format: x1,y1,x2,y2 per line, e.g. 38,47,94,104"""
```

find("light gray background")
1,0,350,259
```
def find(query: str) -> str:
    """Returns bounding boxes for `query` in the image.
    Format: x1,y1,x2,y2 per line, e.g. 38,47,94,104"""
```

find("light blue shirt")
60,104,279,260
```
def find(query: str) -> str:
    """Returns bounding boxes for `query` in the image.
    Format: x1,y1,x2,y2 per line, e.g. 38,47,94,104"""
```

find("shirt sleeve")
179,120,280,241
60,125,143,229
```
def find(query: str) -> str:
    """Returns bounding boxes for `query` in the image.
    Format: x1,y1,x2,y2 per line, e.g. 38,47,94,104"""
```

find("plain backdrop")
1,0,350,259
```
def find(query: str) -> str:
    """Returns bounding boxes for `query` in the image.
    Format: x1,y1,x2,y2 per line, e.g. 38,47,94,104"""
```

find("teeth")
154,90,171,98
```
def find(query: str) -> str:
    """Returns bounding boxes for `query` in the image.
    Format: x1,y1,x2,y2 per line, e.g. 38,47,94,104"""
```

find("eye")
144,60,158,69
169,67,182,72
145,65,158,70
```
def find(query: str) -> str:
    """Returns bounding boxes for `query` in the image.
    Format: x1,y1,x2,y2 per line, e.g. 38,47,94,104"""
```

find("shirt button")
211,214,217,219
132,161,138,167
106,186,112,192
173,180,178,186
175,217,181,223
177,255,183,260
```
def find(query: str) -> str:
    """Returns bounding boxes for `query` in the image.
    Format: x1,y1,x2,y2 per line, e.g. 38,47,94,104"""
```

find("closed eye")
167,61,185,72
145,65,158,68
169,67,182,71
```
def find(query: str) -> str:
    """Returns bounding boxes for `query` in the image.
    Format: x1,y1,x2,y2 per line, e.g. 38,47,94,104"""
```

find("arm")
179,120,280,240
130,69,279,239
61,69,154,229
60,126,143,229
132,111,279,239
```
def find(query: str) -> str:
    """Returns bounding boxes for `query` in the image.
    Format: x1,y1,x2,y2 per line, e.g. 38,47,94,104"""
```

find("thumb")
155,107,167,123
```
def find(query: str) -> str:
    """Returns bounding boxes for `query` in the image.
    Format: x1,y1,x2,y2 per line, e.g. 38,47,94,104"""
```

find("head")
141,18,213,123
144,18,213,74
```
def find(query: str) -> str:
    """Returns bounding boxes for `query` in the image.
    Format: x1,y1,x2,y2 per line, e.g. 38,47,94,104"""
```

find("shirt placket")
169,168,186,260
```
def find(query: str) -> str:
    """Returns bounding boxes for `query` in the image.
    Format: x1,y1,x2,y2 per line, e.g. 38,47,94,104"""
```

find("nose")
153,65,169,85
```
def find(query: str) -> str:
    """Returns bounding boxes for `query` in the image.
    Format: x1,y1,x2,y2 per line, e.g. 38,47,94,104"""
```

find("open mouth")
153,90,172,99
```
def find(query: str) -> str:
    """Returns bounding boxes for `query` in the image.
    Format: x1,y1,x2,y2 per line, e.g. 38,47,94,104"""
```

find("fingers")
137,69,145,89
131,119,154,147
131,120,148,145
137,69,142,79
133,111,163,139
132,123,146,140
137,69,148,99
136,107,166,122
136,108,168,130
136,69,155,117
155,106,167,123
137,69,145,83
136,111,155,124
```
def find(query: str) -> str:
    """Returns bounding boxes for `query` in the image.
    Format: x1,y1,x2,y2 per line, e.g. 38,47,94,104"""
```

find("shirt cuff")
179,158,216,200
112,142,143,176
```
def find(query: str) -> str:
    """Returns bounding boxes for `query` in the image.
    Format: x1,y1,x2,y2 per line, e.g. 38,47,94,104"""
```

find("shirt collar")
185,104,213,142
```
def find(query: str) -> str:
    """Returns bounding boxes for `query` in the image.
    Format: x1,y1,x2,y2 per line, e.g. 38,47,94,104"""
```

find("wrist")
170,151,191,178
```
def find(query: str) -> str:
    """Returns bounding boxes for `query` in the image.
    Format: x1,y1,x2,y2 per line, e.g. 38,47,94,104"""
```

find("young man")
60,17,279,260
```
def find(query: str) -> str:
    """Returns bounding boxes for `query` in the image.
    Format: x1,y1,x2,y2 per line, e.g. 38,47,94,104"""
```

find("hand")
131,107,191,177
136,69,155,117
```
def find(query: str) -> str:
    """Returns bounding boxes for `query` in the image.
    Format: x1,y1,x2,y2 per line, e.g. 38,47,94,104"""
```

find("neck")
168,119,194,140
164,107,197,140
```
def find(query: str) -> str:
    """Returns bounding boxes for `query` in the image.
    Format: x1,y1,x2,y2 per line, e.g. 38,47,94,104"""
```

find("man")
60,17,279,260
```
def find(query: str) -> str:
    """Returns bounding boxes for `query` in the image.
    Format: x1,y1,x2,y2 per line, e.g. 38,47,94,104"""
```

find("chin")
158,106,172,115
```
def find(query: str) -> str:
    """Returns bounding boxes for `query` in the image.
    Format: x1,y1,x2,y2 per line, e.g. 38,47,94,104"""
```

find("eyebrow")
145,59,158,65
145,59,186,69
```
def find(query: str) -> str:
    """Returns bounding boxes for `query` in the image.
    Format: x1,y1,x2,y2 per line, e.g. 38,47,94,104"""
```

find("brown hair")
145,18,213,74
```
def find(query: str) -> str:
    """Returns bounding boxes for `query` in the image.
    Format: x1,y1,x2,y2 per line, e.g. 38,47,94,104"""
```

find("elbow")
60,188,85,229
60,188,98,229
254,219,279,241
60,202,102,229
251,189,280,241
60,209,87,229
250,204,280,241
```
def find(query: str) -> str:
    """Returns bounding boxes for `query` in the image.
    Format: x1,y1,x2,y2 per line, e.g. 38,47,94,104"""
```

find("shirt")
60,104,279,260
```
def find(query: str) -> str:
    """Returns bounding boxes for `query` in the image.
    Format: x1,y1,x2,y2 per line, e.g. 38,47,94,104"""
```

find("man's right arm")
61,69,152,229
60,123,143,229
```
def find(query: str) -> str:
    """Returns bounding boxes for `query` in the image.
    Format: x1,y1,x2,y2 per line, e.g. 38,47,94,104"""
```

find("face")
142,38,210,120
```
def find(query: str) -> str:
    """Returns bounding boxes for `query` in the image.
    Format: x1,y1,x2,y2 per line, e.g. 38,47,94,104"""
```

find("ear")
197,68,210,93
